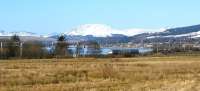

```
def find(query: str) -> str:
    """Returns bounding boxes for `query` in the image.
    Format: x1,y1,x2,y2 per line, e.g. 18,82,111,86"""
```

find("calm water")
45,46,153,55
101,47,153,55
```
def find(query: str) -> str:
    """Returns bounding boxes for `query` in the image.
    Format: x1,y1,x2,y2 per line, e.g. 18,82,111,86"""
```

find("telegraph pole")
0,42,2,50
0,42,2,57
20,42,23,58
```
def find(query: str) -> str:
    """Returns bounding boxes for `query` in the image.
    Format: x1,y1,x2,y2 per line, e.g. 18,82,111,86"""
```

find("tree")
22,41,45,59
8,34,21,58
11,34,20,42
75,42,82,57
55,35,69,58
0,39,10,59
89,41,101,56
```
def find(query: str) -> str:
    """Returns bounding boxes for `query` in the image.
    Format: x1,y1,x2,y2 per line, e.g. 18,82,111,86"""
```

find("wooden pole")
0,42,2,57
20,42,23,58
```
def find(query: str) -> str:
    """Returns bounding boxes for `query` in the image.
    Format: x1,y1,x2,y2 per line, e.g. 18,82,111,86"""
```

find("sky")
0,0,200,34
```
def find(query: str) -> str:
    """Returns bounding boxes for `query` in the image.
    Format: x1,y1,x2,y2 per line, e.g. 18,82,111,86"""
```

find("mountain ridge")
1,24,200,43
65,24,164,37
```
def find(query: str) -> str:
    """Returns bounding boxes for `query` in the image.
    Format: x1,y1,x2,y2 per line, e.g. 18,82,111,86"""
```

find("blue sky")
0,0,200,34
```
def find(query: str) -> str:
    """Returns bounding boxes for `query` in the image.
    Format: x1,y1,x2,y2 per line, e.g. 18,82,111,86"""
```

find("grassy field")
0,56,200,91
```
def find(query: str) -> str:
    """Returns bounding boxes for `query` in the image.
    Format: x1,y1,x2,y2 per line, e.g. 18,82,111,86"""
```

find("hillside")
1,24,200,44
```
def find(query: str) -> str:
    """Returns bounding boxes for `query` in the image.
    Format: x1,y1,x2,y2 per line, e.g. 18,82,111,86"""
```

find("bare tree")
75,42,81,57
8,34,21,58
22,41,45,59
55,35,69,58
90,41,101,56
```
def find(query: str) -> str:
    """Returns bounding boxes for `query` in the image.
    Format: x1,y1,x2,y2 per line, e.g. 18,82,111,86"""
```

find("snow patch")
147,31,200,39
0,30,39,37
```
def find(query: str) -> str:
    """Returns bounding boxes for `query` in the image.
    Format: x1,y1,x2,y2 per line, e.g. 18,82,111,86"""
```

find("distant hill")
0,31,56,42
1,24,200,44
129,24,200,43
164,24,200,35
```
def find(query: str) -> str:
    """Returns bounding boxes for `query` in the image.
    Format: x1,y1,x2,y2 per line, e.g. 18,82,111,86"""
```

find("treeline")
0,35,101,59
0,35,49,59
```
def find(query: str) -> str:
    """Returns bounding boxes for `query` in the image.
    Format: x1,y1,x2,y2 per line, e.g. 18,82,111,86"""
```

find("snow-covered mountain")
0,30,56,42
144,24,200,39
1,24,200,43
42,24,165,43
129,24,200,43
43,24,200,44
0,30,39,37
65,24,165,37
43,32,60,38
146,31,200,39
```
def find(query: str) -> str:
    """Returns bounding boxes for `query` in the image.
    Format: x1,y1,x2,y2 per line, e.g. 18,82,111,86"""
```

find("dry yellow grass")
0,56,200,91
